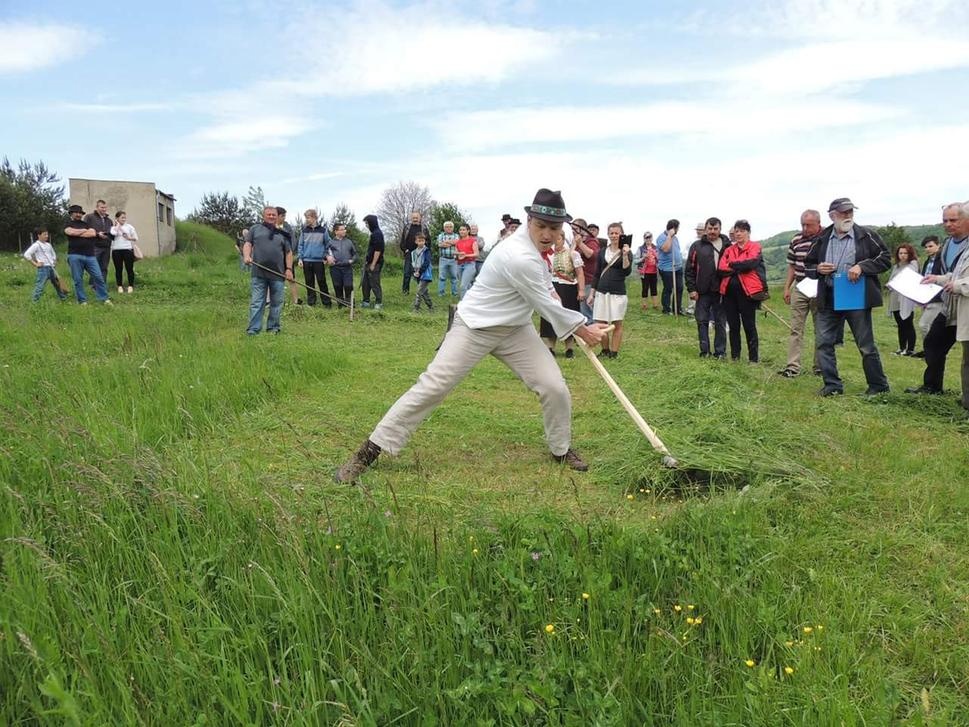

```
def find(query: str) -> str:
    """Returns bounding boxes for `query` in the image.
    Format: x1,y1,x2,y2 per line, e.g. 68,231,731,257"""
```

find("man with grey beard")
805,198,890,396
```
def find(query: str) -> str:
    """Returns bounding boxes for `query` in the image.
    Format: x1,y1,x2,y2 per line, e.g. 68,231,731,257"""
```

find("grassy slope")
0,231,967,724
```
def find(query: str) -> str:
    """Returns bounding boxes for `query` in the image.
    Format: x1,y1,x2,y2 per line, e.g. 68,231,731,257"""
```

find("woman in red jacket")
718,219,767,363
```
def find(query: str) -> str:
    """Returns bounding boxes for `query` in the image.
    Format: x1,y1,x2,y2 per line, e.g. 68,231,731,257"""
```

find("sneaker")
892,349,904,356
118,286,124,294
564,349,575,359
334,439,381,483
126,286,133,293
863,386,890,396
552,448,588,472
103,299,113,306
361,301,371,309
912,351,925,358
778,368,798,378
374,304,383,310
818,387,843,397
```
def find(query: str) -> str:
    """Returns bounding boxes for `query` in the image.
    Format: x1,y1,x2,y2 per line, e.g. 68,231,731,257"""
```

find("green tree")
187,191,251,238
0,157,67,252
876,222,912,252
329,202,368,248
428,201,471,248
242,185,267,223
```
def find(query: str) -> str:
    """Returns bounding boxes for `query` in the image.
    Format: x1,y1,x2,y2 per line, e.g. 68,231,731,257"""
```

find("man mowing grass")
336,189,610,482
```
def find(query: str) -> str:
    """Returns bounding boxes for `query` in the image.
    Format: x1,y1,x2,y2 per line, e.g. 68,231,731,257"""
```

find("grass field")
1,228,967,725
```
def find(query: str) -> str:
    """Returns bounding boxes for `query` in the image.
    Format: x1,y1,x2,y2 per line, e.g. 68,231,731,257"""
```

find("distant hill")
759,223,945,282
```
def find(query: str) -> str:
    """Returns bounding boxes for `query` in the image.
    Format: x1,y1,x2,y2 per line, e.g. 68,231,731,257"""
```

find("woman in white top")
110,211,138,293
886,243,919,355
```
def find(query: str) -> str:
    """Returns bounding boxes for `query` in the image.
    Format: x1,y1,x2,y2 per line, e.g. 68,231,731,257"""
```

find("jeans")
302,261,331,307
722,291,759,362
247,276,285,334
438,257,458,296
922,315,957,392
330,265,353,306
402,254,414,293
579,284,594,323
94,246,111,281
694,292,726,356
31,266,67,301
458,263,476,299
660,269,684,314
112,249,135,287
362,263,383,304
68,254,109,302
816,307,889,392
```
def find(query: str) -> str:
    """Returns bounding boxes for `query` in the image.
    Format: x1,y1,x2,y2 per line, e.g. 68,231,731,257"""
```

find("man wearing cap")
805,198,891,396
336,189,610,482
65,204,111,304
686,217,731,358
778,209,823,378
906,202,969,396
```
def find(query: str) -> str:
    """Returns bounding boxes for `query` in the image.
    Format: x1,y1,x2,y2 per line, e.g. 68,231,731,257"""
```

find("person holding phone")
590,222,632,358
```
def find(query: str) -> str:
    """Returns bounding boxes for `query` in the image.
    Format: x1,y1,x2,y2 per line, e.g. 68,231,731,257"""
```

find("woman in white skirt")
589,222,632,358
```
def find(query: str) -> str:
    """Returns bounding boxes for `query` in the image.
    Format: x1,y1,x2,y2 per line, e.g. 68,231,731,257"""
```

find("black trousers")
112,249,135,287
660,270,684,313
922,314,957,392
402,253,414,293
302,261,331,307
893,311,916,353
94,246,111,282
722,291,759,362
362,263,383,304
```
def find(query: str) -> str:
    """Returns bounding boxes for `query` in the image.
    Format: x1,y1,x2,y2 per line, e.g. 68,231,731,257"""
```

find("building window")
157,202,164,222
166,206,173,226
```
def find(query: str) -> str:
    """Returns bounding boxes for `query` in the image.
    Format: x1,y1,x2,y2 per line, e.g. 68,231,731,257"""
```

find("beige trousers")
370,315,573,456
785,285,819,373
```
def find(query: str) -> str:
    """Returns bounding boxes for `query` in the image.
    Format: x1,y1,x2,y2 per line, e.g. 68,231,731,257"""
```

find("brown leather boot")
552,448,588,472
335,439,381,483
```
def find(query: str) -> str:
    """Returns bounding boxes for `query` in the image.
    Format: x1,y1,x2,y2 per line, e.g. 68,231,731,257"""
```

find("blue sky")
3,0,968,241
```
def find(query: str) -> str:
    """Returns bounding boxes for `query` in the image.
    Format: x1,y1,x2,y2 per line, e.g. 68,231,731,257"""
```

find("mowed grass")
1,232,967,725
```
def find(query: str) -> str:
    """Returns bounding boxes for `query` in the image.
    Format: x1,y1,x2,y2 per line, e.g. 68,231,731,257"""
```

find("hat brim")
524,206,572,223
830,205,858,213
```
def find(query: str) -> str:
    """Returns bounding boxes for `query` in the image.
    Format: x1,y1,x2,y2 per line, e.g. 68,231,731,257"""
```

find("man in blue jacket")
297,209,332,308
805,198,891,396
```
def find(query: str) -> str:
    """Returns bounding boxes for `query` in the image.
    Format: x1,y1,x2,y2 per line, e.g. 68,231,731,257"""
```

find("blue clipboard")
832,273,865,311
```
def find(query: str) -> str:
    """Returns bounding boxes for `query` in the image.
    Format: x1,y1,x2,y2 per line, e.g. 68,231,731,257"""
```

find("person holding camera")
590,222,633,358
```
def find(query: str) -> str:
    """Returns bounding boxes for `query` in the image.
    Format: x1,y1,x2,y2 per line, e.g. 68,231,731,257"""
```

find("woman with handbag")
718,219,767,363
110,211,138,293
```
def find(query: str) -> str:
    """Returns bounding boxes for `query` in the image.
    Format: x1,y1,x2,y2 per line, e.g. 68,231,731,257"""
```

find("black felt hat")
524,188,572,223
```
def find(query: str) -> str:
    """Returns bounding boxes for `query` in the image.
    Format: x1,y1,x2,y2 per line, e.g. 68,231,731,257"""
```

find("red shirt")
577,235,600,284
456,237,477,264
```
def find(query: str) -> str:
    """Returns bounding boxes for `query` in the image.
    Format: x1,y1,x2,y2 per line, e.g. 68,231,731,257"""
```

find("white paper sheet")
795,277,818,299
886,266,943,305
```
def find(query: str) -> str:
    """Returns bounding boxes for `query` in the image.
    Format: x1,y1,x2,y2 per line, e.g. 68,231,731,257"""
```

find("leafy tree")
428,201,471,247
187,191,251,238
242,185,267,222
329,202,368,247
0,157,67,252
375,180,433,255
876,222,912,252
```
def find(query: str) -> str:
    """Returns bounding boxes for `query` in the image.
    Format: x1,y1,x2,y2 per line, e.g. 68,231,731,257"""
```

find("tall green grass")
1,243,967,724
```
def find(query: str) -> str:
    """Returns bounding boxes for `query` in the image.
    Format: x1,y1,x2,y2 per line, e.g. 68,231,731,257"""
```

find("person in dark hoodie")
686,217,731,358
362,214,385,309
399,211,431,294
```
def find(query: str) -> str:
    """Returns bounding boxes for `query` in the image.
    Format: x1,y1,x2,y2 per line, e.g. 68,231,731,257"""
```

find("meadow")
1,224,967,725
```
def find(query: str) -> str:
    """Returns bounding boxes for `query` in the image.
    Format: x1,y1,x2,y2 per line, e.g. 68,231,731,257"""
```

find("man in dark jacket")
362,214,385,309
805,197,891,396
686,216,731,358
399,211,430,294
83,199,113,280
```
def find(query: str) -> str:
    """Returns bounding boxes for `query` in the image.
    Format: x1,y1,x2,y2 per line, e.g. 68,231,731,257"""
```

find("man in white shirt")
336,189,610,482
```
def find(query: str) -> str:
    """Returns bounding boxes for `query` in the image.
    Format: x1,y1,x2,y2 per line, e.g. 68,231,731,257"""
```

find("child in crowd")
110,211,138,293
540,231,585,358
23,227,68,302
590,222,632,358
325,223,357,306
887,243,919,356
635,231,659,312
411,233,433,311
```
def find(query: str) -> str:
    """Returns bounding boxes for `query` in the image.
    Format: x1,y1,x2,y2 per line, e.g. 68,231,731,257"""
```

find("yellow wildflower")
673,605,682,612
582,592,590,600
785,641,794,647
745,659,756,668
784,666,795,675
803,626,813,634
472,548,479,555
545,624,555,634
653,608,661,615
687,604,696,611
334,544,342,550
694,616,703,625
626,494,634,500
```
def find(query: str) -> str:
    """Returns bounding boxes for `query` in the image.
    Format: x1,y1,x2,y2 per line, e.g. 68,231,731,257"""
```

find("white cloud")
174,116,315,159
429,98,902,152
0,22,91,73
